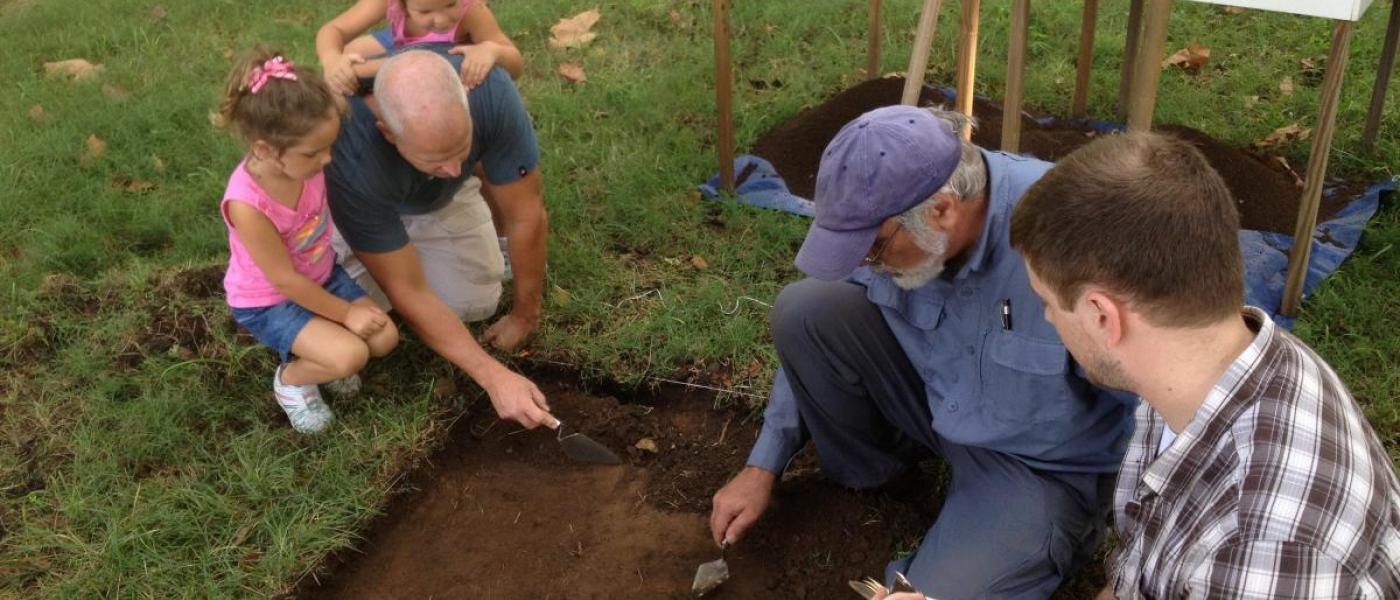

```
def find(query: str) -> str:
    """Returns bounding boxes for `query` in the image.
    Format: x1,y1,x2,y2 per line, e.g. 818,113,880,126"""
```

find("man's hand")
343,304,389,338
709,466,777,546
449,43,497,88
483,366,551,428
323,52,365,96
481,312,538,352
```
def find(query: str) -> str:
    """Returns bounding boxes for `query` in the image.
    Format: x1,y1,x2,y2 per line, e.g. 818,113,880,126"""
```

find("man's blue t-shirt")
326,55,539,253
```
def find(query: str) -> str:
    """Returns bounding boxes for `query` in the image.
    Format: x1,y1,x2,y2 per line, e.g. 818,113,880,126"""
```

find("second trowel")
545,415,622,465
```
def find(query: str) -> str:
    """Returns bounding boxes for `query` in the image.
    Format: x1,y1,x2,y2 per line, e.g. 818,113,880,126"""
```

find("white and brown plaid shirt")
1110,307,1400,599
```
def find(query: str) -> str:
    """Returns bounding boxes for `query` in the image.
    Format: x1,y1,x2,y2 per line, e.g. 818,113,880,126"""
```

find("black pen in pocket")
1001,299,1013,330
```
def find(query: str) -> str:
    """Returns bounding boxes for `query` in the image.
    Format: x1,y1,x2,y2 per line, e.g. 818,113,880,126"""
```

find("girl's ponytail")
217,46,340,151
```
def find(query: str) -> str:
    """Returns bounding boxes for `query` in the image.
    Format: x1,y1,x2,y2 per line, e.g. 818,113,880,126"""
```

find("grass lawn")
1,0,1397,596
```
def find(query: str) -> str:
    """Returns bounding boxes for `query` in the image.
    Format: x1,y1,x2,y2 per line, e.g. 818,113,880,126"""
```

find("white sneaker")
499,236,513,282
273,365,334,434
322,373,361,398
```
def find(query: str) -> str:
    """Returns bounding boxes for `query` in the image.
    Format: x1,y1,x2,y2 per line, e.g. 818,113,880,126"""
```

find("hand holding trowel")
543,413,622,465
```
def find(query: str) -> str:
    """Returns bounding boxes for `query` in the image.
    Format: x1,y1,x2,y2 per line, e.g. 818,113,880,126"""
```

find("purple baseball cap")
794,105,962,280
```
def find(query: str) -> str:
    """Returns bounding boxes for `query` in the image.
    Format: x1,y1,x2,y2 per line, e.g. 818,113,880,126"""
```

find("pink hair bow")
248,56,298,94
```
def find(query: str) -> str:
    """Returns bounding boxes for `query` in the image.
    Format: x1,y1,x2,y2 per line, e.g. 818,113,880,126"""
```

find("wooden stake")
1125,0,1171,132
1281,20,1354,318
902,0,943,105
868,0,884,80
1118,0,1144,116
954,0,981,139
1072,0,1098,117
1002,0,1031,152
713,0,734,192
1364,0,1400,151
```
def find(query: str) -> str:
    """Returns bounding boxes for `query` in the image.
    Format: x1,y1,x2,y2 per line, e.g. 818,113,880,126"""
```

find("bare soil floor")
300,381,947,600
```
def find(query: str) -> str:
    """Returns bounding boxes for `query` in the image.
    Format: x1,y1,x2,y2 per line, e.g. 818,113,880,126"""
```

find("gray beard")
882,227,950,290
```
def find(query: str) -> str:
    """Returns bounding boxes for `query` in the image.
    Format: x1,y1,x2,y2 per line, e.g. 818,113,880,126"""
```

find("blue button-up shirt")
749,150,1135,475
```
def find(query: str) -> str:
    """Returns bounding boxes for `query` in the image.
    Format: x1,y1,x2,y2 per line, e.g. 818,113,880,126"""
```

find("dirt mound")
752,76,1350,235
300,382,944,599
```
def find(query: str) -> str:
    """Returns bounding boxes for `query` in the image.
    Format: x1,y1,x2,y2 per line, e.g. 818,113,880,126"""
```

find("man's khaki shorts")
332,176,505,323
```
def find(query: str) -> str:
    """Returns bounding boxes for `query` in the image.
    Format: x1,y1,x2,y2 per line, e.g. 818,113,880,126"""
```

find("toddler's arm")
450,2,524,86
317,0,390,95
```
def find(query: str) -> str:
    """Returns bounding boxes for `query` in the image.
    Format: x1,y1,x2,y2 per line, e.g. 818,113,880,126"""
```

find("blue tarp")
700,93,1391,326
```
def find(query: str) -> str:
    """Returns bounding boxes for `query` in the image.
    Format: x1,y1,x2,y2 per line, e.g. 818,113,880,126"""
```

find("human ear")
1082,290,1126,348
375,121,397,145
249,139,277,163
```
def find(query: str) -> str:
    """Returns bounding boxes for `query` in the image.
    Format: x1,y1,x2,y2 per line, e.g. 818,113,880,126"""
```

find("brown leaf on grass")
110,173,158,193
27,104,48,123
43,58,103,81
557,62,587,83
1279,76,1295,96
432,373,457,400
1244,95,1261,109
690,255,709,270
549,9,601,49
634,438,659,453
150,4,168,21
1222,6,1247,15
102,84,129,100
81,134,107,167
274,12,312,25
1253,124,1312,151
1163,42,1211,71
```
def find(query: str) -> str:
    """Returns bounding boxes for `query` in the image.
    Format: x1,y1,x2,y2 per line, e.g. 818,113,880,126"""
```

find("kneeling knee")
327,343,370,379
369,322,400,357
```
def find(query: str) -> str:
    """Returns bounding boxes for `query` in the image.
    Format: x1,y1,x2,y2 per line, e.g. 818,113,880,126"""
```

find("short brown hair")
217,46,341,151
1010,131,1242,328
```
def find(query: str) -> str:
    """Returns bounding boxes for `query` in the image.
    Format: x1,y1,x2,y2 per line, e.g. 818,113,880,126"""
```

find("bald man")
326,48,552,428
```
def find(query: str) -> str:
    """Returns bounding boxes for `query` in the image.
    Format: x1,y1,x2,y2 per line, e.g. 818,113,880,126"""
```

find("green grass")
0,0,1397,595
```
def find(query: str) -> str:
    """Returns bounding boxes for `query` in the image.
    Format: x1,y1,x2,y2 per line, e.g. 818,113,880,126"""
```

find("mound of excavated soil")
752,77,1352,235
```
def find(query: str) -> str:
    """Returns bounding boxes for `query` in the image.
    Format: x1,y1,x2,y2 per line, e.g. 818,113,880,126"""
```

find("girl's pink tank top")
221,162,336,308
387,0,474,47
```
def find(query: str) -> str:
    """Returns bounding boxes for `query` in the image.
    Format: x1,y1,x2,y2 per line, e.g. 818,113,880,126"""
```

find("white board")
1186,0,1374,21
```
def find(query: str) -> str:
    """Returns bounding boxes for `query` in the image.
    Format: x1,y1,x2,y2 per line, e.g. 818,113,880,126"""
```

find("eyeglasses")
863,222,902,267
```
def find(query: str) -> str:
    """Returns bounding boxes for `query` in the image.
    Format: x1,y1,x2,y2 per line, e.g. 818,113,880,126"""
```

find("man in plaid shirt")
1008,131,1400,599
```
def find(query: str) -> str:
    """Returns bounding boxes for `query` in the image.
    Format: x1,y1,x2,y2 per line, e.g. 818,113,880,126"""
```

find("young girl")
218,48,399,434
316,0,525,95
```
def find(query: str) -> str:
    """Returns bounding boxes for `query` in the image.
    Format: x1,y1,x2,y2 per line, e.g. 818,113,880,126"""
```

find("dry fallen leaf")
690,255,709,270
1253,123,1312,151
1223,6,1247,15
102,84,129,100
1279,76,1295,97
550,284,572,307
81,134,107,167
549,9,601,49
432,373,457,400
1244,95,1261,109
110,173,158,193
557,62,587,83
125,178,157,193
44,58,103,81
1163,42,1211,71
634,438,659,453
150,4,168,21
27,104,48,123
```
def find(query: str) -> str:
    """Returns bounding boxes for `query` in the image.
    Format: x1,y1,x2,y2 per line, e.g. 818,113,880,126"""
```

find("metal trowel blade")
558,432,623,465
691,556,729,596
